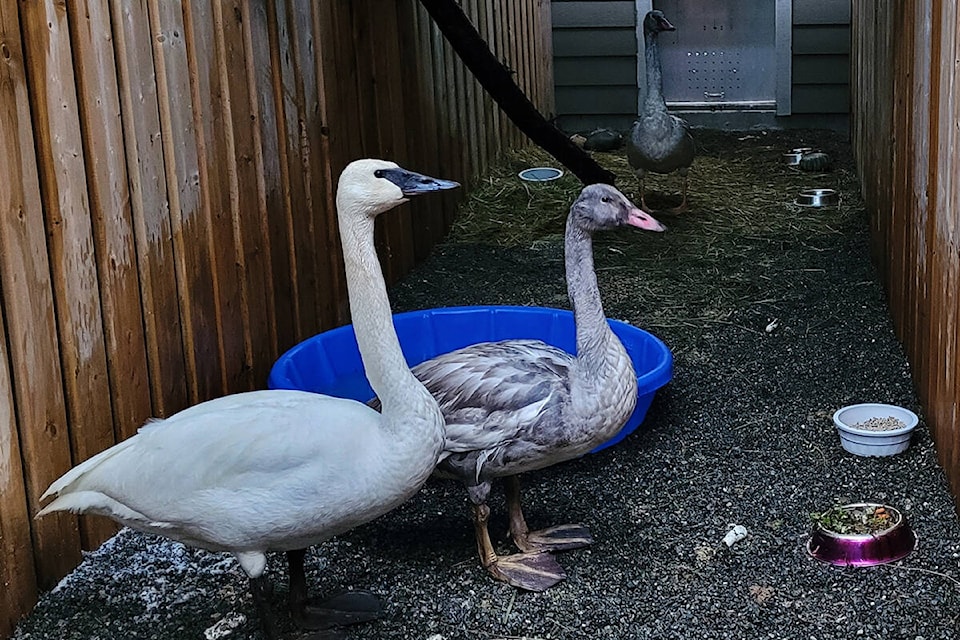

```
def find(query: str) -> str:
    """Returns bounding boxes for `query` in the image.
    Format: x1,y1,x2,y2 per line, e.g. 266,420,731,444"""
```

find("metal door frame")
635,0,792,115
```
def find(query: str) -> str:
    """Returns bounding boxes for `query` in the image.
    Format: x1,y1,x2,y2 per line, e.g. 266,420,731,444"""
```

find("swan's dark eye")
374,169,385,178
601,196,611,203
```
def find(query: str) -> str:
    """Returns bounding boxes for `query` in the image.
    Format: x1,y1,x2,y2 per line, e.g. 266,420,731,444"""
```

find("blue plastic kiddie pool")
268,305,673,453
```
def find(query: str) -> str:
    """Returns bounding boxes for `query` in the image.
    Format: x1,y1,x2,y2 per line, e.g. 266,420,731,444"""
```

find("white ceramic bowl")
833,403,919,457
518,167,563,182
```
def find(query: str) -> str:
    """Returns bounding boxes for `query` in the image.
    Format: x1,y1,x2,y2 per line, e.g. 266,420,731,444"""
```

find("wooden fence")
0,0,554,635
851,1,960,509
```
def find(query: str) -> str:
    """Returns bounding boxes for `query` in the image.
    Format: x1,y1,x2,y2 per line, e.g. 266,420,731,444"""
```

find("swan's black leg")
250,575,281,640
285,549,381,633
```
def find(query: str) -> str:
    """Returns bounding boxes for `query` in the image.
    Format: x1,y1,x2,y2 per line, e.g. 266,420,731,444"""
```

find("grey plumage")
371,185,665,591
627,10,695,212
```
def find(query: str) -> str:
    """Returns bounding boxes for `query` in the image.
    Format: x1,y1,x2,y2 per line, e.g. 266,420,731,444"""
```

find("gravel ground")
14,130,960,640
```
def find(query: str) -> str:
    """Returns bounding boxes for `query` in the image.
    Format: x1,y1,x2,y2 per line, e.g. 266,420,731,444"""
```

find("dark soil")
14,130,960,640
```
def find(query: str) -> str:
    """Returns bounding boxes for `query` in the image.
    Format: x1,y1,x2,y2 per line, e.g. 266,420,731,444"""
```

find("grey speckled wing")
411,339,572,452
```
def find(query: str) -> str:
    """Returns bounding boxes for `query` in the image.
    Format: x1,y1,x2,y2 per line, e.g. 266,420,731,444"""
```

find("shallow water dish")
782,147,817,165
833,403,919,457
807,503,917,566
796,188,839,207
269,305,673,453
518,167,564,182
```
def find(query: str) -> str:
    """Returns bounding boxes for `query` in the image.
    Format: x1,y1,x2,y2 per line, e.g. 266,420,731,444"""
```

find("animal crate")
639,0,792,114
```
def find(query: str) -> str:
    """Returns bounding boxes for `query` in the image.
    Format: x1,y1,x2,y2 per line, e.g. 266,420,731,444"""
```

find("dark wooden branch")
418,0,616,186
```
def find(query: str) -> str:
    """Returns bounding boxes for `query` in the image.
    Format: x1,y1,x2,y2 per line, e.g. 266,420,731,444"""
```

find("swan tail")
35,490,154,526
39,431,146,502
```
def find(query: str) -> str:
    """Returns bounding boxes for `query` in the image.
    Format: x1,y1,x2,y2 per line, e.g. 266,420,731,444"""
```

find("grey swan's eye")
601,196,611,203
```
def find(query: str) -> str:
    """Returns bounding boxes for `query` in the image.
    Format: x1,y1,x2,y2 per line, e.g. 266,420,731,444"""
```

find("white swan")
37,160,458,638
370,184,665,591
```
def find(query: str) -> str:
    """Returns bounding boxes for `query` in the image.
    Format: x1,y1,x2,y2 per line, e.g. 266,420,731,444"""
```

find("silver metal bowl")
782,147,817,166
796,188,839,207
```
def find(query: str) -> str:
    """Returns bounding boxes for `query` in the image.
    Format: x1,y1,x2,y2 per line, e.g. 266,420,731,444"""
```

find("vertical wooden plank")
181,0,249,392
938,11,960,507
399,0,446,255
309,0,349,324
907,0,934,402
0,0,82,585
539,0,556,116
481,0,503,160
428,10,455,185
147,0,224,401
492,0,508,148
256,0,304,342
66,0,152,444
245,0,298,353
213,0,276,387
506,0,521,146
21,4,124,549
532,0,544,111
323,1,364,166
290,0,338,326
109,0,188,417
888,0,911,344
345,0,400,284
0,308,35,639
439,27,467,224
470,0,491,175
461,0,482,177
922,1,945,447
451,19,472,180
19,0,117,553
925,0,948,473
276,0,324,338
370,0,416,277
519,0,533,107
938,2,960,500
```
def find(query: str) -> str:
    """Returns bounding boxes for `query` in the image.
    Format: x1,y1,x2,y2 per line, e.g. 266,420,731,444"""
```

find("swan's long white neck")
643,28,666,111
337,198,424,418
565,221,617,376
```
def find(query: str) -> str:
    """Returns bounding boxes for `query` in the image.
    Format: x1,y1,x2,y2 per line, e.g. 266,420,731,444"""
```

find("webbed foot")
514,522,594,552
487,551,567,592
290,590,382,630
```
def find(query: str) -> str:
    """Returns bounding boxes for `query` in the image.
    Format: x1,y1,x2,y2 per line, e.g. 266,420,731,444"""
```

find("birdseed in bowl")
853,416,907,432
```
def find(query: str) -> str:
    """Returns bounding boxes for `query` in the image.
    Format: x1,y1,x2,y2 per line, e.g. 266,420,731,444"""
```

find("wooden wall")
552,0,638,132
551,0,852,132
792,0,851,130
851,1,960,508
0,0,554,636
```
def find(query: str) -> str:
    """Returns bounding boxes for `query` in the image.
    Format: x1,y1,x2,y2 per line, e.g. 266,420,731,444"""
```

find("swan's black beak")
658,16,676,31
376,168,460,196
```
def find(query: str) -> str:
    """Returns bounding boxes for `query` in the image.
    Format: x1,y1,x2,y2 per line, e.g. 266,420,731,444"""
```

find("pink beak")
627,207,667,232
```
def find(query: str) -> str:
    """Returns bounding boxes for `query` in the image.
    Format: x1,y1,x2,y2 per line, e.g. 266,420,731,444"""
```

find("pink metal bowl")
806,503,917,567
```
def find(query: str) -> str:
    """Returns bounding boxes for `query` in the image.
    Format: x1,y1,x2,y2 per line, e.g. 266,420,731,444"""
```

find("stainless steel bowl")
796,188,840,207
783,147,817,166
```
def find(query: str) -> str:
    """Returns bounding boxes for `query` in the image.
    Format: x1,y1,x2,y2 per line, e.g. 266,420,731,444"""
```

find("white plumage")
38,159,459,637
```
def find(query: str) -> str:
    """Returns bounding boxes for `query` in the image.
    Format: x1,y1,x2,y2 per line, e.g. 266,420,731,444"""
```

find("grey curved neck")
644,29,666,111
564,222,615,374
